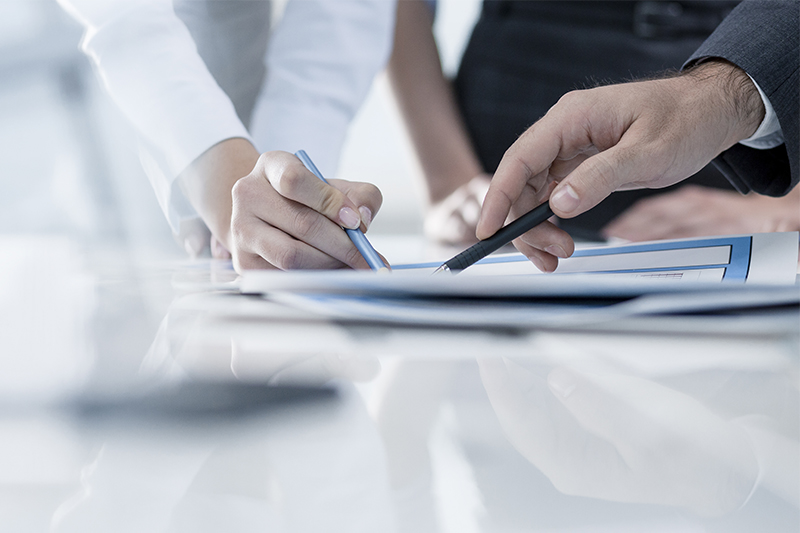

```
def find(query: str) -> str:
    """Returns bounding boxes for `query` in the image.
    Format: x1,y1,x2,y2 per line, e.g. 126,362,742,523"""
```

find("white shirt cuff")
739,74,784,150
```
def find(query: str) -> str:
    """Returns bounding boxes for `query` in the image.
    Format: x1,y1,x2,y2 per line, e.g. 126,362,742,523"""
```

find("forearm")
178,138,260,250
387,0,483,205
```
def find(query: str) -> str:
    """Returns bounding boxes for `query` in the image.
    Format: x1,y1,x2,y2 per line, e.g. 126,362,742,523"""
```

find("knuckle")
273,165,304,197
231,175,254,200
272,245,302,271
255,151,277,172
292,208,325,240
554,89,585,110
317,188,343,216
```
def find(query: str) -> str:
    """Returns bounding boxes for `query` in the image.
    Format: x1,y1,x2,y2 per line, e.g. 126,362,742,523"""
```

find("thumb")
549,142,647,219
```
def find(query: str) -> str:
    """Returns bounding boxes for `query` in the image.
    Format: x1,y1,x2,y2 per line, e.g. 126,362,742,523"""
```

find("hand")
477,61,765,270
423,174,491,245
230,151,384,271
603,185,800,241
478,359,760,516
179,140,384,273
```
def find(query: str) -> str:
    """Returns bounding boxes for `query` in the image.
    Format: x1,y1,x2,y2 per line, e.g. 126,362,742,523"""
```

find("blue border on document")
395,236,753,281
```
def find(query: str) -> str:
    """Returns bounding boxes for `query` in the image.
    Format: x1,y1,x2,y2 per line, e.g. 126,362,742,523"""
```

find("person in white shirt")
58,0,395,271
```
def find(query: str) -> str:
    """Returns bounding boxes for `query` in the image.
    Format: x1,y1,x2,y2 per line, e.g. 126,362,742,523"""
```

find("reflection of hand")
478,359,759,516
230,339,381,385
477,61,765,272
170,312,381,385
424,174,491,245
231,151,384,271
603,185,800,241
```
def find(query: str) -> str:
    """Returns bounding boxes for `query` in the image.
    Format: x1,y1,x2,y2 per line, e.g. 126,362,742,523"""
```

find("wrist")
682,60,765,149
178,138,259,250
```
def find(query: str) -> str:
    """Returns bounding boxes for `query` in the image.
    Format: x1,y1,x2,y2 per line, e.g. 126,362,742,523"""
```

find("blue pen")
294,150,389,272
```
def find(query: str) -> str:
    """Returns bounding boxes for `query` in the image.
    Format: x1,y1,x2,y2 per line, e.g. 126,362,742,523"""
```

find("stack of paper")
240,233,799,331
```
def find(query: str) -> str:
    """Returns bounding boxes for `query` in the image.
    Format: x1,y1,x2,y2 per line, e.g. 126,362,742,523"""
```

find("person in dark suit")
390,0,798,248
455,0,740,239
475,0,798,271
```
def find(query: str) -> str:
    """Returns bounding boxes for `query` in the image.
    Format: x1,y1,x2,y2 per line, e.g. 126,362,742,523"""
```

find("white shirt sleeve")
739,74,784,150
249,0,397,178
58,0,396,242
57,0,254,237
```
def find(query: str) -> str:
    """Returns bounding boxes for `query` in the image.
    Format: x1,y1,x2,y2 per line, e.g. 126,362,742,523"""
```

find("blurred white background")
0,0,482,259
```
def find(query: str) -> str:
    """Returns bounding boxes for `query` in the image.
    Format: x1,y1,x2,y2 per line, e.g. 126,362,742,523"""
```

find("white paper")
241,233,799,299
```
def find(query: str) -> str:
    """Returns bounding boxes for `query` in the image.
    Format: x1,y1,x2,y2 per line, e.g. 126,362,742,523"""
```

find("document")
240,232,799,299
236,232,800,329
392,232,797,283
266,286,799,328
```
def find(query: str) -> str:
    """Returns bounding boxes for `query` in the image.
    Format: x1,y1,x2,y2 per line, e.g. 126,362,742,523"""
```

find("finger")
476,119,562,240
515,220,574,261
512,237,560,273
260,151,363,230
549,135,656,219
232,175,371,270
548,151,592,181
329,179,383,232
234,218,348,270
377,251,391,269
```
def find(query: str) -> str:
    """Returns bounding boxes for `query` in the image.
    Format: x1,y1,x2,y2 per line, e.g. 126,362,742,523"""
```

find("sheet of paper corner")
239,232,799,298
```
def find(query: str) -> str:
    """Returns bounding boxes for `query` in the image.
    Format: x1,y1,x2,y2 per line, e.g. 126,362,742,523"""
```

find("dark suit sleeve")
684,0,799,197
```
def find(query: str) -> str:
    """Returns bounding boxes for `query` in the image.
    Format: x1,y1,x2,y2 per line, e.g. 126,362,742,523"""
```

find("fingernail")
548,369,577,399
545,244,568,258
339,207,361,229
358,206,372,230
551,184,580,214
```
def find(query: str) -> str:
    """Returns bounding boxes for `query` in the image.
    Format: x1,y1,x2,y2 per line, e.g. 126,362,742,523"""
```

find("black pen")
433,201,555,274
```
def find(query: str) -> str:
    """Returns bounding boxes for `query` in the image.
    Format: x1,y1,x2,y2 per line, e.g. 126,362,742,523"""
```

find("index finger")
476,118,562,240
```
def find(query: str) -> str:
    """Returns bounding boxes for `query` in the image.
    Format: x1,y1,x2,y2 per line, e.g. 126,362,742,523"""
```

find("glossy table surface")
1,235,797,533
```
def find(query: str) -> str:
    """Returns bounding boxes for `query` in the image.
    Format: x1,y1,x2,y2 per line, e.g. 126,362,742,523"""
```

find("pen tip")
432,264,450,275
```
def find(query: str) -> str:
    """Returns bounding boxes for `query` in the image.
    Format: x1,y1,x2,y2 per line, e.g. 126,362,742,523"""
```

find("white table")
1,235,797,533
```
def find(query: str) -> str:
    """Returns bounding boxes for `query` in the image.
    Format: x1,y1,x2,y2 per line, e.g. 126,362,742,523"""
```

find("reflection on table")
0,236,797,532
